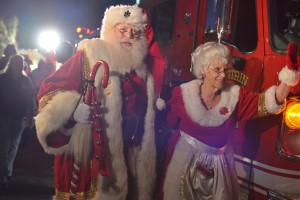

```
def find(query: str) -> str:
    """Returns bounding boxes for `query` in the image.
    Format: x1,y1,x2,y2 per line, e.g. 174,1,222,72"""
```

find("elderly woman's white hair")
191,42,232,79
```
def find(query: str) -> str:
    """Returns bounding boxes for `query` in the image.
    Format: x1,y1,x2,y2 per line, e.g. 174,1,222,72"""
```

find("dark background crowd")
0,42,73,191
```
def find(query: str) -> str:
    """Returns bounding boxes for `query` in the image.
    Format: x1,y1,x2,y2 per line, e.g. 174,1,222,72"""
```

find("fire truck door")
171,0,198,81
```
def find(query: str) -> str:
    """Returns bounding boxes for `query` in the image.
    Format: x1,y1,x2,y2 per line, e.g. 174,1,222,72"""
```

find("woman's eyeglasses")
208,66,229,76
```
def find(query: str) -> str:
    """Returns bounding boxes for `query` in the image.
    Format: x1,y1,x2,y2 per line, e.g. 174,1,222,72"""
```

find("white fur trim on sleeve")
278,66,299,86
35,91,82,154
264,86,286,114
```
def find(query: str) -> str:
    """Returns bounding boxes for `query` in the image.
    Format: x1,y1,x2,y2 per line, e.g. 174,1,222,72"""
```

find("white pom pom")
156,97,166,111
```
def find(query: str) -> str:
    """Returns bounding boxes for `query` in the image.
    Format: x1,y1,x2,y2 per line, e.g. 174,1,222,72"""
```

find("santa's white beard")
67,37,148,166
106,37,147,74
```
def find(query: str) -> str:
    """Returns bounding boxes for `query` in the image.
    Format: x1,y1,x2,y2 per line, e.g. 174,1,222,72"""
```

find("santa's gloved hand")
278,42,299,86
73,103,92,123
286,42,298,71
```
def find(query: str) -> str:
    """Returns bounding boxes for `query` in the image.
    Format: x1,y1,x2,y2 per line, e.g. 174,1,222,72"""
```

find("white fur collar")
181,80,240,127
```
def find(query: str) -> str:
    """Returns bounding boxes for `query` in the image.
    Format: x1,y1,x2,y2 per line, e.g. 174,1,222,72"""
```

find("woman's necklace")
200,96,211,110
199,84,220,110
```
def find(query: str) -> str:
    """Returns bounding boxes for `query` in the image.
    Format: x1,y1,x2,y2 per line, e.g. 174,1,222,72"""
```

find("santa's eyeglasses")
117,27,141,38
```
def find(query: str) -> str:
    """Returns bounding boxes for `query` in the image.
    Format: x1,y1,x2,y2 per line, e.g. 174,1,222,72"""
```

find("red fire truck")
139,0,300,199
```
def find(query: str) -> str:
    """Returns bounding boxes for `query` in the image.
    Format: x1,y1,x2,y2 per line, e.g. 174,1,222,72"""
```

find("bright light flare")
285,102,300,128
38,30,60,52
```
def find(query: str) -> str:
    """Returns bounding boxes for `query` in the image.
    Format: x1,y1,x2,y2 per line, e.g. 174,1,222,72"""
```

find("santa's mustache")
120,38,134,43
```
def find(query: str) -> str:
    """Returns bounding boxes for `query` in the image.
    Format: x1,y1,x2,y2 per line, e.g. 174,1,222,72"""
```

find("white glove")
73,103,92,123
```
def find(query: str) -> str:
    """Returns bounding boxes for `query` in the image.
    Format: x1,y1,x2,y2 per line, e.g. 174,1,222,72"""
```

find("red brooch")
219,107,228,115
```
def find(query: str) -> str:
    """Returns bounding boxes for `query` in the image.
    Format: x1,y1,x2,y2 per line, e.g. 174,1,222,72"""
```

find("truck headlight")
277,97,300,161
285,102,300,128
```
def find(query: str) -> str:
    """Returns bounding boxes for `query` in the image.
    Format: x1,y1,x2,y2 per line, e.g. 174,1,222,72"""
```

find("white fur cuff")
278,66,299,86
265,86,286,114
35,91,82,154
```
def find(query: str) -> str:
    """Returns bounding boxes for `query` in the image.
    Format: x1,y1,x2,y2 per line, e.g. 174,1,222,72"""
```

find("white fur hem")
35,91,82,154
278,66,299,86
265,86,286,114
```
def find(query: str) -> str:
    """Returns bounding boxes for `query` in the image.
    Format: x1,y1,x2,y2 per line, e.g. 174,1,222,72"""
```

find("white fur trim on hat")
278,65,300,86
101,5,147,40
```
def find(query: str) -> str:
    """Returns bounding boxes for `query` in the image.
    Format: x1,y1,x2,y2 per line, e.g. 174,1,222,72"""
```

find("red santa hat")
144,19,167,110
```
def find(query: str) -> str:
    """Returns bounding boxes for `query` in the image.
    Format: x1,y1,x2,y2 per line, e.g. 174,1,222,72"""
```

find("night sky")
0,0,136,49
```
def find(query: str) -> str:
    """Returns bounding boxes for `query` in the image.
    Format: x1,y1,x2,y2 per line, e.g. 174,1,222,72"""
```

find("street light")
76,26,91,38
38,30,60,52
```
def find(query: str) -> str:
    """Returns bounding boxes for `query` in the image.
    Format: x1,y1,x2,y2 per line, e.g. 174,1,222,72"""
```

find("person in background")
0,55,35,189
20,54,37,147
158,42,299,200
55,41,74,64
35,5,165,200
22,54,33,77
29,59,53,97
0,44,17,71
44,51,57,73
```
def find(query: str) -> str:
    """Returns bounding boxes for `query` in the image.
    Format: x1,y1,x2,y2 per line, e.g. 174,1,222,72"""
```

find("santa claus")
35,5,165,200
